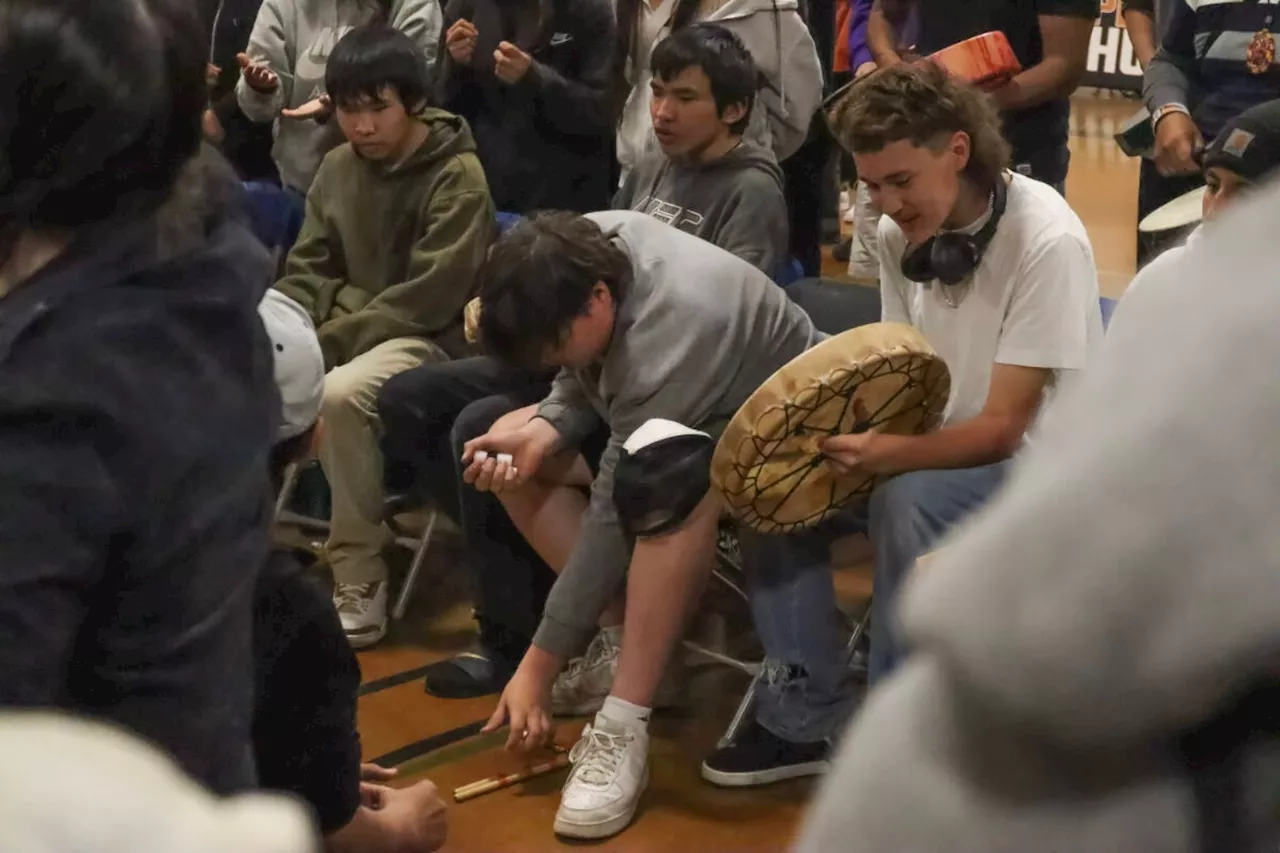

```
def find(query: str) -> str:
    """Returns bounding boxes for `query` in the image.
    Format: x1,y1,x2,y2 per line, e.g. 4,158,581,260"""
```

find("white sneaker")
553,716,649,839
551,630,683,716
334,581,387,649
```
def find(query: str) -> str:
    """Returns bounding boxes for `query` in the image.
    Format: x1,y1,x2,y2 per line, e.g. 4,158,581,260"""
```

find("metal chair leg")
275,460,331,531
275,462,301,521
715,598,873,750
392,509,437,620
718,672,763,749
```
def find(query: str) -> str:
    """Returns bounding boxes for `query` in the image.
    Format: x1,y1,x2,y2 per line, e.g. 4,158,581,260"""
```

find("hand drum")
928,31,1022,89
711,323,950,534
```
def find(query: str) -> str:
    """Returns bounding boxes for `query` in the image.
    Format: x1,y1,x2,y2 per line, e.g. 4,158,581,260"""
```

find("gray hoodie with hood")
236,0,443,194
613,140,788,275
616,0,823,173
795,181,1280,853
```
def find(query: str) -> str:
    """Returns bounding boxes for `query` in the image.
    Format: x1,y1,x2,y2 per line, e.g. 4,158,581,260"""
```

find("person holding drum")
1118,99,1280,313
1139,0,1280,265
866,0,1097,192
461,210,822,839
698,62,1103,787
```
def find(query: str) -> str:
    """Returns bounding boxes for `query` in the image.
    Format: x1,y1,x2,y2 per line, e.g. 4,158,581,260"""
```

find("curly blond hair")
829,62,1011,189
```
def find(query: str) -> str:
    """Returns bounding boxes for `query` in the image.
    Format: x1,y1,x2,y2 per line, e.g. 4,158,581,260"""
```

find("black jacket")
437,0,616,214
0,155,278,794
253,548,362,834
209,0,279,183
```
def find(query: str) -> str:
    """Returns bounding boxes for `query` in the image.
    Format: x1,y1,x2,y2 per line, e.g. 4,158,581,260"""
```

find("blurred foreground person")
0,712,314,853
255,289,449,853
796,180,1280,852
0,0,278,792
1117,98,1280,309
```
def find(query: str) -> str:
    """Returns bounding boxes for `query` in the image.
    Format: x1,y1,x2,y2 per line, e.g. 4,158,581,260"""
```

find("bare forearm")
867,4,900,65
326,809,391,853
991,55,1085,112
874,416,1022,475
1123,10,1158,70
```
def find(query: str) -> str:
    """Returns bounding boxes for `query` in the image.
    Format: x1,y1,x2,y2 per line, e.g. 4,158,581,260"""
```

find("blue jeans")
741,462,1011,743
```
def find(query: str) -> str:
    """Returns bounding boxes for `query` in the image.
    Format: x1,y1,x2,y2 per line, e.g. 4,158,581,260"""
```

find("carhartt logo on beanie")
1202,99,1280,183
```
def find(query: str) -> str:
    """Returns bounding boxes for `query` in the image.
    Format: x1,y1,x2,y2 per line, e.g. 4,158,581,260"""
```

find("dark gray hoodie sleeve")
1142,0,1196,113
519,0,615,136
711,171,790,275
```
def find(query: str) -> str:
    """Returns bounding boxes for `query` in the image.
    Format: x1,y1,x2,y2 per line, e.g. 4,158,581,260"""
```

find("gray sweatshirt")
532,211,822,658
236,0,443,193
796,184,1280,853
613,141,789,276
615,0,824,172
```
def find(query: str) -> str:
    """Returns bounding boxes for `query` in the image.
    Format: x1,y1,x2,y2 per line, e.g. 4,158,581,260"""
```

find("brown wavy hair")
829,61,1011,190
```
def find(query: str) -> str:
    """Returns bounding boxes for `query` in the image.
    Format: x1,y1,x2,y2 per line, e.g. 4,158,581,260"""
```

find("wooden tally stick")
453,747,570,803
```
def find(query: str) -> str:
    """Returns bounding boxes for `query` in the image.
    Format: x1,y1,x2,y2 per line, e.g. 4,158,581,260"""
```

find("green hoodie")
275,108,494,369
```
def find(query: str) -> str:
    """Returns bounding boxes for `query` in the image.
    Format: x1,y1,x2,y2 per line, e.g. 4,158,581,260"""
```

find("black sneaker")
700,721,832,787
423,645,508,698
422,620,523,699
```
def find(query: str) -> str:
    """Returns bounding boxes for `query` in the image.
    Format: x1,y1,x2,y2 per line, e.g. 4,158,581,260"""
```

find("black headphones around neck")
900,173,1009,286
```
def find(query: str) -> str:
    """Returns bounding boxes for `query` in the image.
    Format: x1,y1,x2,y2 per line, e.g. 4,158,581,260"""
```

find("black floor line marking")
357,663,435,697
369,719,487,768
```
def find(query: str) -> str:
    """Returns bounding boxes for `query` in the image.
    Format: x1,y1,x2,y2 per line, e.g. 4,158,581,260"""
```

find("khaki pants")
321,337,447,585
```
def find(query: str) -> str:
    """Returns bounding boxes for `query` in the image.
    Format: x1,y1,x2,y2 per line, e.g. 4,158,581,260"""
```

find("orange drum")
927,31,1021,89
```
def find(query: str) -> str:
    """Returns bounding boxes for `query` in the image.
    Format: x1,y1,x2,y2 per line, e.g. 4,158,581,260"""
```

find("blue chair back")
242,181,306,264
496,211,522,235
1100,296,1118,331
773,257,806,288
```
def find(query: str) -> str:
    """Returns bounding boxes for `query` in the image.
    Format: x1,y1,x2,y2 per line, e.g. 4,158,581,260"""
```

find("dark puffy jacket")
0,154,278,794
437,0,616,214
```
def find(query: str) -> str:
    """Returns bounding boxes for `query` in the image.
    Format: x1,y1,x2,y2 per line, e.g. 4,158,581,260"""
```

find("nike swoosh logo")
550,33,572,46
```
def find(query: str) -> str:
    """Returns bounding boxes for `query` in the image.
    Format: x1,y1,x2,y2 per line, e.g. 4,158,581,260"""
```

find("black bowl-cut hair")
650,23,758,135
326,24,433,112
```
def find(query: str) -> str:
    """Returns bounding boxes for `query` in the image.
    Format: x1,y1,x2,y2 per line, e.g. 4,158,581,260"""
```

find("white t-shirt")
1107,225,1201,339
877,173,1103,428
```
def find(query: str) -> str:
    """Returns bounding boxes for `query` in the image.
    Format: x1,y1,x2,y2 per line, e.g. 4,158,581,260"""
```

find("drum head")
1139,185,1205,233
712,323,950,534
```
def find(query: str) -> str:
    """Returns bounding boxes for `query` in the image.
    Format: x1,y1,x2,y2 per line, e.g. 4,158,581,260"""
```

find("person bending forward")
463,211,822,839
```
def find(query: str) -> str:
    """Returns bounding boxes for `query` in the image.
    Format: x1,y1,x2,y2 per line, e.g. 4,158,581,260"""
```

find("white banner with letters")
1082,2,1145,91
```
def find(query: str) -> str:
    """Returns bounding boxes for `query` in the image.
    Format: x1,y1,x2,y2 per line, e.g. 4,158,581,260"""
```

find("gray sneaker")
551,629,683,716
334,581,387,649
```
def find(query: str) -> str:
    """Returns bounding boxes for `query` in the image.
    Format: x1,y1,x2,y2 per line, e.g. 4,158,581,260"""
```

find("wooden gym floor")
319,89,1145,852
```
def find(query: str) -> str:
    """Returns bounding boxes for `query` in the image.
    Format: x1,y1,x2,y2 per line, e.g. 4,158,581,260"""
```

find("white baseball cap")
258,290,325,441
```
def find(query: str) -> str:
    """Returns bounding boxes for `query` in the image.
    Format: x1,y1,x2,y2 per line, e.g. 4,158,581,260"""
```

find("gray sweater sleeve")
1142,0,1196,112
533,350,735,659
532,430,630,657
236,0,291,123
390,0,444,75
535,370,603,451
